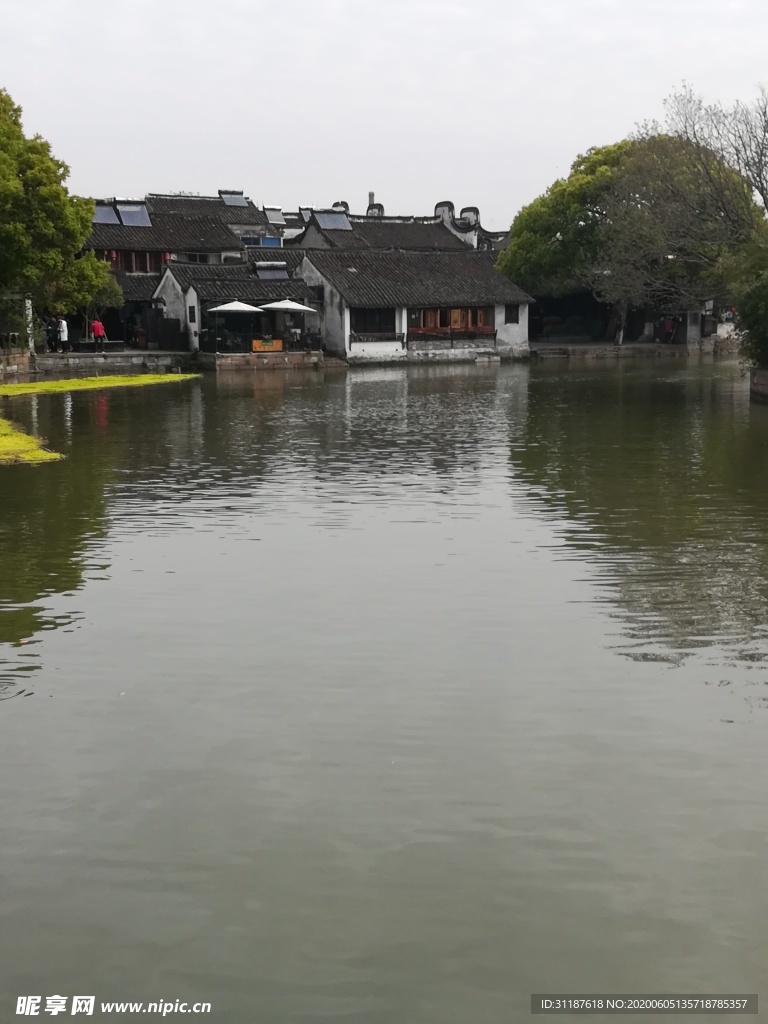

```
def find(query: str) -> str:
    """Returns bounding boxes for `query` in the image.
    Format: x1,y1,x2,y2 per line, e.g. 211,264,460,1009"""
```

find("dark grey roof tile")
306,251,532,306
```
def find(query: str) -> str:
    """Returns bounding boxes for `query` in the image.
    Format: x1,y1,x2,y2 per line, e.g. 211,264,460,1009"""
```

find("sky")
3,0,768,230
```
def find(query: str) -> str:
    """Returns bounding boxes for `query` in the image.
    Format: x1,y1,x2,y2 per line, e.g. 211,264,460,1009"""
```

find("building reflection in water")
2,362,766,697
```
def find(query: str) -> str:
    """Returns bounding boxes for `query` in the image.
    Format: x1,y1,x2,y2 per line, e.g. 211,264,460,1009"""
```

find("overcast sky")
3,0,767,229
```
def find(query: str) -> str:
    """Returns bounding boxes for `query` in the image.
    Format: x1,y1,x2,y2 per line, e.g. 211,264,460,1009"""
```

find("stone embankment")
0,348,31,378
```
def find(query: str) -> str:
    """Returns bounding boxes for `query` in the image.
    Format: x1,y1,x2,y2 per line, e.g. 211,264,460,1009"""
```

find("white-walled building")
152,253,317,352
300,250,531,363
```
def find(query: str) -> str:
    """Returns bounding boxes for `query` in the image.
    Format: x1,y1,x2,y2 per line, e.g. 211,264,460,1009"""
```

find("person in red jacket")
91,317,107,353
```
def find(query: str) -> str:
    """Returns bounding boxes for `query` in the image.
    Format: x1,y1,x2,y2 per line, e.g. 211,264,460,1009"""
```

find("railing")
349,333,405,346
406,330,498,349
200,331,323,354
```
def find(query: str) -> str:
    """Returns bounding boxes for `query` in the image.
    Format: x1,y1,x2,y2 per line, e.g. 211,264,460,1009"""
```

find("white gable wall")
495,303,530,358
153,269,185,323
185,287,201,350
300,258,348,356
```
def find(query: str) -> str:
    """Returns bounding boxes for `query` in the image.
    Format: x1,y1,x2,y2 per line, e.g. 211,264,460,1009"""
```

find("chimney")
368,191,375,207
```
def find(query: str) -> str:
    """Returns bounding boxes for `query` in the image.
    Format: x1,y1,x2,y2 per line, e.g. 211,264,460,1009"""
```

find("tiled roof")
88,216,243,252
294,215,470,251
346,219,470,250
306,251,532,307
195,280,312,304
164,264,310,303
164,265,254,286
247,249,306,272
146,194,267,226
114,272,162,302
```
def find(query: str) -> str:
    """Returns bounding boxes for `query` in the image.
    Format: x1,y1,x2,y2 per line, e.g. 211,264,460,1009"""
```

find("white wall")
348,338,406,361
153,269,186,323
435,202,479,248
185,287,200,350
495,303,530,357
343,304,408,360
300,258,347,356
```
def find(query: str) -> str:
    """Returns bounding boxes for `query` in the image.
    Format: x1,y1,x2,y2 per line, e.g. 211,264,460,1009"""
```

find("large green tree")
586,136,759,315
0,87,114,313
498,133,759,341
641,84,768,365
496,141,633,296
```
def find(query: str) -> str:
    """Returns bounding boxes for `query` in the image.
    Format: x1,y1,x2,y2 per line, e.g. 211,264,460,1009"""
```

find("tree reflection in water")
509,362,768,666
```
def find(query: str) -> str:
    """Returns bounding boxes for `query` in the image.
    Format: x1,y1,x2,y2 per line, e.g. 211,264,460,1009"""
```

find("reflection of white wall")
494,361,530,445
63,393,72,439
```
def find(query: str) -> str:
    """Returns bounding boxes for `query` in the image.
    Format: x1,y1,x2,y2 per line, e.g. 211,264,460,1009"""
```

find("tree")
640,85,768,363
0,88,112,312
33,251,123,316
496,141,634,295
499,130,760,342
586,136,759,319
724,227,768,367
658,84,768,213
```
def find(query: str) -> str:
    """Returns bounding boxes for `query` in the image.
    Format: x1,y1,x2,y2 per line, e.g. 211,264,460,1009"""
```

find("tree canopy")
586,135,759,313
496,141,633,296
723,226,768,367
0,88,116,314
498,129,761,329
645,84,768,365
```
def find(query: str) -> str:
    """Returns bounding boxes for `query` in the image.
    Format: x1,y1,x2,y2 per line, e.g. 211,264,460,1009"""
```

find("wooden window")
450,309,462,329
476,308,484,327
505,303,520,324
424,309,437,329
188,306,196,324
148,252,162,273
439,308,450,329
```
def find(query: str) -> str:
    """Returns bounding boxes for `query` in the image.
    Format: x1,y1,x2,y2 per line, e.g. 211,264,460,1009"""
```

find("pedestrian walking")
91,317,107,353
57,313,70,354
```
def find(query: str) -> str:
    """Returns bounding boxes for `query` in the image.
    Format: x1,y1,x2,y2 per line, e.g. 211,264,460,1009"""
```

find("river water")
1,360,767,1022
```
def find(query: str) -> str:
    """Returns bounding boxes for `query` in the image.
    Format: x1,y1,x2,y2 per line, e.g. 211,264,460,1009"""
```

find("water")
1,361,767,1022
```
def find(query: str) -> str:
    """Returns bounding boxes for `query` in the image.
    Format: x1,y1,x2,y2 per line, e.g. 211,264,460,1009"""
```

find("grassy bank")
0,373,200,398
0,418,63,465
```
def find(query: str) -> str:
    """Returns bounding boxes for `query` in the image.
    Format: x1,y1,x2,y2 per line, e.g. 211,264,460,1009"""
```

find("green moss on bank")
0,373,200,398
0,418,63,465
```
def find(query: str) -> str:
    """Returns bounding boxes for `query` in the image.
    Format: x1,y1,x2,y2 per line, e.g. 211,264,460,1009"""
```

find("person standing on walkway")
91,317,106,353
45,317,58,352
57,315,69,353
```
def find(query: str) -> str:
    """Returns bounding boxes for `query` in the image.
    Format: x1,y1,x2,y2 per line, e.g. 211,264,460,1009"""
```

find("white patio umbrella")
207,300,264,313
259,299,316,313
